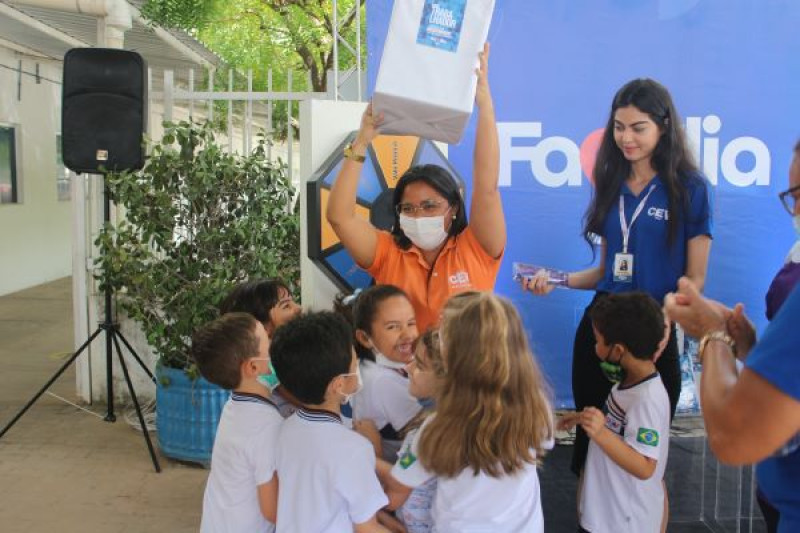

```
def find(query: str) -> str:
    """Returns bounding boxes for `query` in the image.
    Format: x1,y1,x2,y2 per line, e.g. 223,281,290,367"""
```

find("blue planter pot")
156,365,230,465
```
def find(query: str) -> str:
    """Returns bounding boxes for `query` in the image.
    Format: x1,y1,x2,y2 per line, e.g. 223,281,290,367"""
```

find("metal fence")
148,67,332,186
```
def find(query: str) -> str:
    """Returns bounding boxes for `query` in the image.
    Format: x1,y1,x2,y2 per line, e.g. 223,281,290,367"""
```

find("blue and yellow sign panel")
307,133,458,292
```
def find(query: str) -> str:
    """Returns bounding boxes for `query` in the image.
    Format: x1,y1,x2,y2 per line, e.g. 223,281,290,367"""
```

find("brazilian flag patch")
636,428,660,447
398,449,417,469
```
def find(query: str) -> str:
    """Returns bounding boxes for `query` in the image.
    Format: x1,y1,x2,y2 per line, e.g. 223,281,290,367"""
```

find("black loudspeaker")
62,48,146,174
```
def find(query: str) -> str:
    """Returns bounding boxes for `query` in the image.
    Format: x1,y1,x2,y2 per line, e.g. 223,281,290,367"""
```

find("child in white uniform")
560,292,671,533
270,311,389,533
343,285,421,461
377,292,555,533
357,329,446,533
192,313,281,533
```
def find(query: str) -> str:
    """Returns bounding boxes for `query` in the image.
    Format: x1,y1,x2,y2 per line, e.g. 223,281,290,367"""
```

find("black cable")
0,61,62,85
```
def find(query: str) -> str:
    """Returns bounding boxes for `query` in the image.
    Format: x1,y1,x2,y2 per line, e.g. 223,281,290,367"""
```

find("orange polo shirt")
365,226,503,332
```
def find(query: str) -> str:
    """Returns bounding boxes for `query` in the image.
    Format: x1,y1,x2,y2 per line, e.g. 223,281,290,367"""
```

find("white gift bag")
373,0,496,144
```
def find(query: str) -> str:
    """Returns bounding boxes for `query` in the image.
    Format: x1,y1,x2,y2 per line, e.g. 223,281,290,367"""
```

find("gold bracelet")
698,330,736,364
343,142,366,163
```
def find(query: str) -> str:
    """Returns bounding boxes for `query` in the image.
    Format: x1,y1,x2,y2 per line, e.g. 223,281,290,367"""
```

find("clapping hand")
726,303,756,360
664,277,731,338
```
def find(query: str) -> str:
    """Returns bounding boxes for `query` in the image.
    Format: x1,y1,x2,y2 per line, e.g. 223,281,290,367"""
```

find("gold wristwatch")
698,330,736,363
343,142,366,163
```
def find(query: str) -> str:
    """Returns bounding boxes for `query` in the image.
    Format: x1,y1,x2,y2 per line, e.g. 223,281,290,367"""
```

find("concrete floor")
0,277,767,532
0,278,206,533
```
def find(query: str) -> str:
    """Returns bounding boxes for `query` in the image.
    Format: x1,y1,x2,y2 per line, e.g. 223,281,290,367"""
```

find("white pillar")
299,99,366,310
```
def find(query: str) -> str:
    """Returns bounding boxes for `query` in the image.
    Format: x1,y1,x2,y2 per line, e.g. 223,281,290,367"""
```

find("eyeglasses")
395,200,448,216
779,184,800,215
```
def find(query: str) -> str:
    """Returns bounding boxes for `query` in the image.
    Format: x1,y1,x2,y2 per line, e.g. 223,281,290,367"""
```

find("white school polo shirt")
200,392,282,533
352,359,421,431
352,359,421,458
275,408,388,532
391,416,552,533
580,373,670,533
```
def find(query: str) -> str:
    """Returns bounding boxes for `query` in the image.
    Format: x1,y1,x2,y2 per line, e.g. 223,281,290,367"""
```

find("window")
0,125,17,204
56,134,70,201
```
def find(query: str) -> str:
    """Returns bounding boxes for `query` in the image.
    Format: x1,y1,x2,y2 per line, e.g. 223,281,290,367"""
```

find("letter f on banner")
498,122,542,187
498,122,582,188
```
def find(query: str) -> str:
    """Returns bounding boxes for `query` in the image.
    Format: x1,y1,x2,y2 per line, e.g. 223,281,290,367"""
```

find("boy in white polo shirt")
270,311,390,533
192,312,282,533
560,292,671,533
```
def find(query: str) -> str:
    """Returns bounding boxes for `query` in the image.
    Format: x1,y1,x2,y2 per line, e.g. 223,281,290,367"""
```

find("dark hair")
191,313,260,390
270,311,353,405
336,285,410,361
589,292,665,360
584,78,701,248
391,164,468,250
219,279,291,326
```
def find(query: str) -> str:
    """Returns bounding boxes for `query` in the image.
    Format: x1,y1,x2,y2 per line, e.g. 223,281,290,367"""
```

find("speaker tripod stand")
0,180,161,473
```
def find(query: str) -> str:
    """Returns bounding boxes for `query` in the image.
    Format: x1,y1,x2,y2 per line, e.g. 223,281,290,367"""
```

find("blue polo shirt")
747,285,800,532
596,174,713,302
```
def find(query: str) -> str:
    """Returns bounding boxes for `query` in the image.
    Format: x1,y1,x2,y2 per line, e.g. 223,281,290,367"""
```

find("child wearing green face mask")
220,279,302,418
192,313,281,533
559,292,671,533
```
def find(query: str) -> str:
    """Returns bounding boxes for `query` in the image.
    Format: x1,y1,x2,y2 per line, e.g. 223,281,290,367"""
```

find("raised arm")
469,43,506,259
326,105,382,268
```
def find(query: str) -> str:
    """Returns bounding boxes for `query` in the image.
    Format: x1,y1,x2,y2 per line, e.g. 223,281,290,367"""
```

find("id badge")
613,253,634,283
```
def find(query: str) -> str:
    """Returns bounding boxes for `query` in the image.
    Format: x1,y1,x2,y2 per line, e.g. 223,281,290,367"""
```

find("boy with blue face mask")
271,311,389,533
559,292,670,533
191,313,282,533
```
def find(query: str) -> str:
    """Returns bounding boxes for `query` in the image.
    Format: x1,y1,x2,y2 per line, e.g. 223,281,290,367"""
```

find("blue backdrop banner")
366,0,800,407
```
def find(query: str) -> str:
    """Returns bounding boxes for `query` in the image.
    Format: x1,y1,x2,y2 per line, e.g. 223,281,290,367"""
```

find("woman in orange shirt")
327,43,506,332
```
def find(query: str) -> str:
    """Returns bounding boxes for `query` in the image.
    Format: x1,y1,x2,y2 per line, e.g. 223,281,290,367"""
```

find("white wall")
0,48,72,296
299,99,366,311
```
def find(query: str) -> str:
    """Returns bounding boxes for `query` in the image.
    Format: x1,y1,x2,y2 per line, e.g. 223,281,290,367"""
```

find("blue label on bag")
416,0,468,53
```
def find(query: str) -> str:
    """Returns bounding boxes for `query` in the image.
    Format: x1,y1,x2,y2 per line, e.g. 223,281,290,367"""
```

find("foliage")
140,0,220,31
95,121,299,374
142,0,366,93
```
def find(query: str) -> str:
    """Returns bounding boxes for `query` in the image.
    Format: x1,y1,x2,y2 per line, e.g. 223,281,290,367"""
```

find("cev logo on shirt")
448,271,471,289
647,207,669,221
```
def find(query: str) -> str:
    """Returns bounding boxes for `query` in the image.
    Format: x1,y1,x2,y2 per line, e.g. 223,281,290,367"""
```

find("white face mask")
399,211,450,251
794,214,800,239
338,366,363,405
